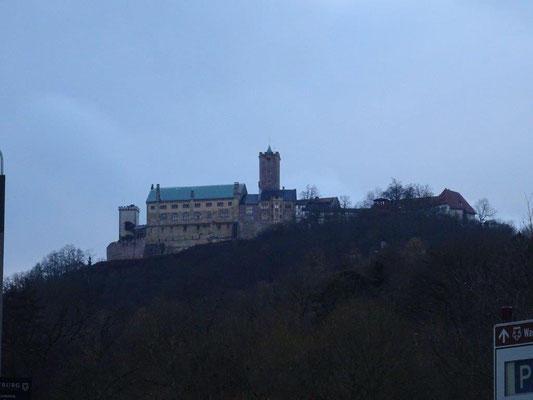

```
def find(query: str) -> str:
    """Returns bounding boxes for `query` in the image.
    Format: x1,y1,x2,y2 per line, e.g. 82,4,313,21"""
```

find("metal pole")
0,150,5,376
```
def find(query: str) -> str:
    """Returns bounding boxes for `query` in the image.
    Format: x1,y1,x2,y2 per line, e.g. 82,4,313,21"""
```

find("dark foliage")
2,213,530,399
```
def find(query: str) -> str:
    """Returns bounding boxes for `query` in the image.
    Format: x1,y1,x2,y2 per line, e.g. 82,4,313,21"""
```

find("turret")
118,204,140,240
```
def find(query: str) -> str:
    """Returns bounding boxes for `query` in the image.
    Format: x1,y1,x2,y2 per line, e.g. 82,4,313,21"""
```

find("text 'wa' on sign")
495,321,533,347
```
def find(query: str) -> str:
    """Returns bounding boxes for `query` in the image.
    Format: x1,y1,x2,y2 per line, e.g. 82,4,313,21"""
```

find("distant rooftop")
146,183,246,203
260,189,297,202
240,189,297,204
435,188,476,214
241,194,260,205
372,188,476,214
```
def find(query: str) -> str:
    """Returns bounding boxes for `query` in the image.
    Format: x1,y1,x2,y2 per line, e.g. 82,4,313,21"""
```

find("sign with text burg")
0,377,31,399
495,320,533,399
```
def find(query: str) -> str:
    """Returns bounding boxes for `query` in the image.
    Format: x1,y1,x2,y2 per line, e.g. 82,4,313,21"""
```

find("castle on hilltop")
107,147,300,260
107,147,477,261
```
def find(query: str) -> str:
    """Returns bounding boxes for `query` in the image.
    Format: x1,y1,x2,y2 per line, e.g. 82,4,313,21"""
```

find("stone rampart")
107,238,146,261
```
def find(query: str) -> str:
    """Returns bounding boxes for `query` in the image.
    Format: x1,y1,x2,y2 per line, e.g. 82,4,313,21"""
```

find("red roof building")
373,188,476,220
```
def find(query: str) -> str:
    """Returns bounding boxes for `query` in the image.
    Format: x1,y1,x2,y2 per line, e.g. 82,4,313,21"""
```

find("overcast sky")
1,0,532,275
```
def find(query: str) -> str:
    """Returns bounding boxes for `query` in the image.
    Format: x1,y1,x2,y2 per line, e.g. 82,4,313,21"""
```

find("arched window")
160,213,168,221
183,213,190,220
172,213,179,221
194,212,201,220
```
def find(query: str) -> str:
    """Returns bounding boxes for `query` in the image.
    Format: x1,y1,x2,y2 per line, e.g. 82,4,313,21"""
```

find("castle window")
172,213,179,221
183,213,190,220
194,212,201,220
246,206,253,215
150,205,155,210
197,225,200,231
260,203,269,209
219,210,228,218
160,205,167,209
195,203,201,208
217,202,224,207
285,203,292,209
207,212,212,219
172,204,178,209
182,204,190,209
206,202,212,207
262,212,268,221
183,225,187,232
228,201,233,206
160,213,168,221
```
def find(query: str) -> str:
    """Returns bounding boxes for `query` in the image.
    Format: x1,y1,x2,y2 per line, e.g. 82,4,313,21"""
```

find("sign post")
495,319,533,399
0,150,4,377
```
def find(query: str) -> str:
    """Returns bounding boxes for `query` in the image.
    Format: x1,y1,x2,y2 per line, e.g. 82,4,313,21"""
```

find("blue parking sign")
515,359,533,393
506,359,533,395
495,320,533,399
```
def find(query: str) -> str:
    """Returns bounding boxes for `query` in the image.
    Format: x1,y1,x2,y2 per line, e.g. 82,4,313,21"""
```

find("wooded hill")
3,210,532,399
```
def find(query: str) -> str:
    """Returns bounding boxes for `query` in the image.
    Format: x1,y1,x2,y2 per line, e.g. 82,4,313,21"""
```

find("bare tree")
522,193,533,238
410,183,433,198
356,189,382,208
381,179,434,201
474,198,496,223
381,178,405,201
339,195,352,209
299,184,320,200
37,245,87,279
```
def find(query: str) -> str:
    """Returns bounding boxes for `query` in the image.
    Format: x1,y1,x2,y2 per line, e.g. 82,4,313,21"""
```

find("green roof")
146,184,246,203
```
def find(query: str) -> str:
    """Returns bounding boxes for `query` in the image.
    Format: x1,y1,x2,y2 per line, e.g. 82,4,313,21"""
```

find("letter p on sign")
521,365,532,389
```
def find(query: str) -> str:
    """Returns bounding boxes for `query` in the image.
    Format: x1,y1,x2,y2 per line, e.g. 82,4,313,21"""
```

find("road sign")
0,377,31,399
495,320,533,399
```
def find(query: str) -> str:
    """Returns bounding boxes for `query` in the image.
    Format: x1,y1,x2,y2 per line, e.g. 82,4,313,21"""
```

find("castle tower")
118,204,140,240
258,146,280,191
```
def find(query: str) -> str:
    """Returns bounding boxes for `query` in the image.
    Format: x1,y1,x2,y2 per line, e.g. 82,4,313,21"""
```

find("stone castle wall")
107,238,146,261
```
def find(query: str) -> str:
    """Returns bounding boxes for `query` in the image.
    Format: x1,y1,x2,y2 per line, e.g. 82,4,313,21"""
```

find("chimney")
234,182,240,195
156,184,161,202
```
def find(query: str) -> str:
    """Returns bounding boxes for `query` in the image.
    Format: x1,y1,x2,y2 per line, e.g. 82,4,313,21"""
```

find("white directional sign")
495,319,533,399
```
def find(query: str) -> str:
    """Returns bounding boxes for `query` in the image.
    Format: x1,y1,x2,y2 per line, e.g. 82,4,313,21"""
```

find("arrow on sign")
499,328,510,344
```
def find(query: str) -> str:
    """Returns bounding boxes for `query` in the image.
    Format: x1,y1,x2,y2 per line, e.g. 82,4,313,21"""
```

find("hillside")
3,211,532,400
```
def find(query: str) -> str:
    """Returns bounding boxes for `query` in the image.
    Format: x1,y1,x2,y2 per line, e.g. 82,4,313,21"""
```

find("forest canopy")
3,210,531,400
